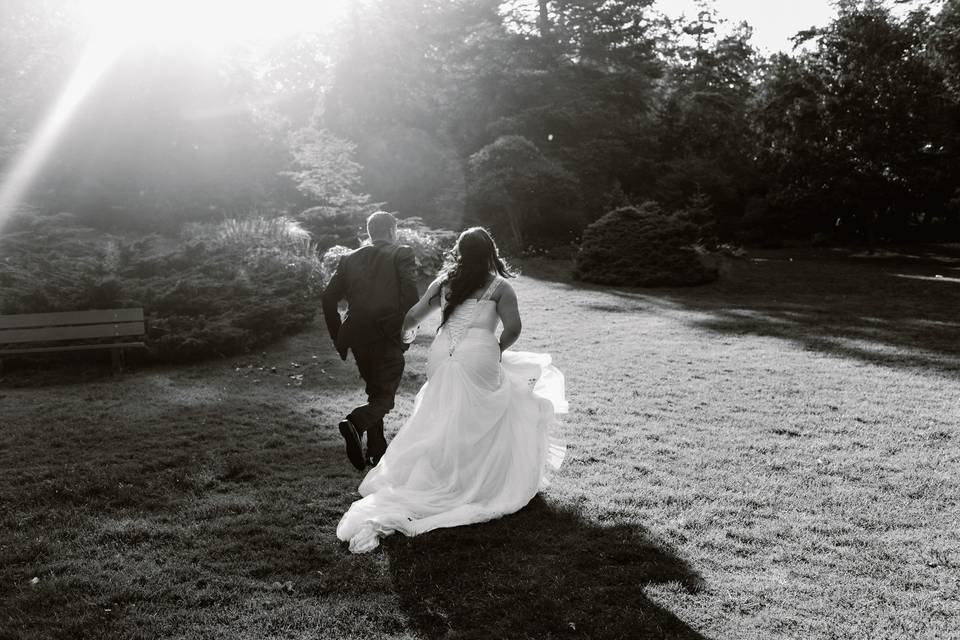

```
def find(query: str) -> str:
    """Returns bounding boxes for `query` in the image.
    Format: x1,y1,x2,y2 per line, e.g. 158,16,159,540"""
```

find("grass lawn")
1,248,959,639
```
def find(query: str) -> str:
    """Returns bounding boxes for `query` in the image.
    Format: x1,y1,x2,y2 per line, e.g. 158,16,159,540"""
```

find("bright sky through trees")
656,0,838,51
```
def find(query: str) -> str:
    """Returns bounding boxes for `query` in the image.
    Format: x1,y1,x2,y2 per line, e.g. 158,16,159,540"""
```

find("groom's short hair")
367,211,397,240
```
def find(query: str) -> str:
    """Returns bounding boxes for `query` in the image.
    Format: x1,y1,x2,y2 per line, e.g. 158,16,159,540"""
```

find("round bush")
573,202,718,287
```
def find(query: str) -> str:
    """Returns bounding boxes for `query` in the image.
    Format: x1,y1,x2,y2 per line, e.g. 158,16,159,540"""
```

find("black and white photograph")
1,0,958,638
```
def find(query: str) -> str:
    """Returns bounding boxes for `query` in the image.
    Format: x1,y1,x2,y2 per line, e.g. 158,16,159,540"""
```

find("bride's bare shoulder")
492,277,517,302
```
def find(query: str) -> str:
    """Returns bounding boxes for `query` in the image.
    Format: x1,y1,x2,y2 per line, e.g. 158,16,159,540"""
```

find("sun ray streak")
0,36,127,227
0,0,347,230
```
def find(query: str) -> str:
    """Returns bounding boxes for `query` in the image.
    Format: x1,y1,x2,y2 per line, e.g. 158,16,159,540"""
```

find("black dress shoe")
338,419,365,471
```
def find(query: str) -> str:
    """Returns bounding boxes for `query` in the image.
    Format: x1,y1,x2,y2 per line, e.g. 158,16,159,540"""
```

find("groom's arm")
395,246,419,316
321,262,347,344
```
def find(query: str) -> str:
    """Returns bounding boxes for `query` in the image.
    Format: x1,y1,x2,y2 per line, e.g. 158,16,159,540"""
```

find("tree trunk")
505,205,524,250
538,0,550,38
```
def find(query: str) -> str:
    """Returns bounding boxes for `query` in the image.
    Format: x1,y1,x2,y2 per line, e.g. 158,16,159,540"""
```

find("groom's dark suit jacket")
321,240,420,361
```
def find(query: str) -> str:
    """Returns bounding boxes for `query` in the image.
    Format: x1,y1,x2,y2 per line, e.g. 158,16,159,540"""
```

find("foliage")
753,2,960,242
0,213,323,362
296,210,364,254
653,9,760,233
142,243,321,363
3,0,960,269
0,212,130,313
573,202,718,286
284,127,377,222
183,216,316,258
444,0,664,229
319,218,456,286
355,125,466,229
675,189,718,246
466,135,580,249
320,1,475,225
320,244,352,286
930,0,960,98
396,217,458,281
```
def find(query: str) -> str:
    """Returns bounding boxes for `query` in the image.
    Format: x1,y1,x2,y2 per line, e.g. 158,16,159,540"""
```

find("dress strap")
480,275,501,301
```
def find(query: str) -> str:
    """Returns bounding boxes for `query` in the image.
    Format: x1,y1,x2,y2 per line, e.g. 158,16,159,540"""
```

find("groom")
321,211,420,470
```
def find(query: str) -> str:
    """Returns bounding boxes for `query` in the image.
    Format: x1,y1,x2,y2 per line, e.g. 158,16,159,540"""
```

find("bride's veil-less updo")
436,227,513,327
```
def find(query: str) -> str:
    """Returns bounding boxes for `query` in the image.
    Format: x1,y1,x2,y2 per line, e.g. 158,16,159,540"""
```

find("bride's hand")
403,279,441,340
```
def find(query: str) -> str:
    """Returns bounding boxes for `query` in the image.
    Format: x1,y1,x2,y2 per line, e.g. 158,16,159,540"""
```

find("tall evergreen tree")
754,2,960,241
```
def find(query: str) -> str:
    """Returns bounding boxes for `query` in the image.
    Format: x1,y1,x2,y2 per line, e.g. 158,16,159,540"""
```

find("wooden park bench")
0,308,147,374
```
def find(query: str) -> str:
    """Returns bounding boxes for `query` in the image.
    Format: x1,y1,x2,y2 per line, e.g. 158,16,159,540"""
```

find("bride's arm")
403,278,442,334
495,282,522,353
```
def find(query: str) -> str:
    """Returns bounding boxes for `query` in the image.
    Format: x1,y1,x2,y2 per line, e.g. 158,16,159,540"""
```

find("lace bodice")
441,276,501,355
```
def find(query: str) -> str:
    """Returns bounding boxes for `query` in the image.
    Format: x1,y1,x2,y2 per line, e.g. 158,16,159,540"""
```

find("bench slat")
0,322,146,345
0,342,146,356
0,308,144,330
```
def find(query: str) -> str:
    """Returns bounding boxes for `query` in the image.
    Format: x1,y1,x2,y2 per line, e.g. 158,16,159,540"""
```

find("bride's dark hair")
435,227,514,327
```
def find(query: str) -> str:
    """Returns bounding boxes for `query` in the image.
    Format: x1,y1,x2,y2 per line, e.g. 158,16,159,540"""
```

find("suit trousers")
348,338,406,447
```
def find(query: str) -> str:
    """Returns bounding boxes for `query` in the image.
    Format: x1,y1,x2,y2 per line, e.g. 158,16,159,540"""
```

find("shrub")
182,216,315,257
320,245,352,286
573,202,718,287
0,212,125,314
297,209,366,253
0,213,323,363
319,218,456,286
138,241,322,362
397,217,457,282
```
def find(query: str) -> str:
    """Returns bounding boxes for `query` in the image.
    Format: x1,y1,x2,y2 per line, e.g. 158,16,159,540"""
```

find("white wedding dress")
336,276,567,553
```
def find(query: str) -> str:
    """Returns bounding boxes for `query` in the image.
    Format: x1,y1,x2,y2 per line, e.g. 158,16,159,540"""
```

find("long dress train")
336,276,566,553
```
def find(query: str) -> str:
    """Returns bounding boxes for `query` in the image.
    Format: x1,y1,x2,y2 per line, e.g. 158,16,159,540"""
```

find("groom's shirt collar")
372,239,394,247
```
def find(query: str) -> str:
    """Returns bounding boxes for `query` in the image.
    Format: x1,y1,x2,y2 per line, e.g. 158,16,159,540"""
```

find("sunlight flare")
0,36,127,225
84,0,348,48
0,0,347,227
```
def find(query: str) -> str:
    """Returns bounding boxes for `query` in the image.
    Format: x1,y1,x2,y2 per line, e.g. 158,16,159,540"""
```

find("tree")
284,129,377,219
930,0,960,96
449,0,663,224
652,2,760,236
320,0,479,226
754,2,960,242
466,135,579,248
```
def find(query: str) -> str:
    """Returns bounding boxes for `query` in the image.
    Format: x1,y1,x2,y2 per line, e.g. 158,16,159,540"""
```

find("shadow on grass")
386,496,708,640
522,254,960,380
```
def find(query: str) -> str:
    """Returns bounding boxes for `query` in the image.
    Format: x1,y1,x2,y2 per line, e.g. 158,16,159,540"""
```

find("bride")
336,227,567,553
